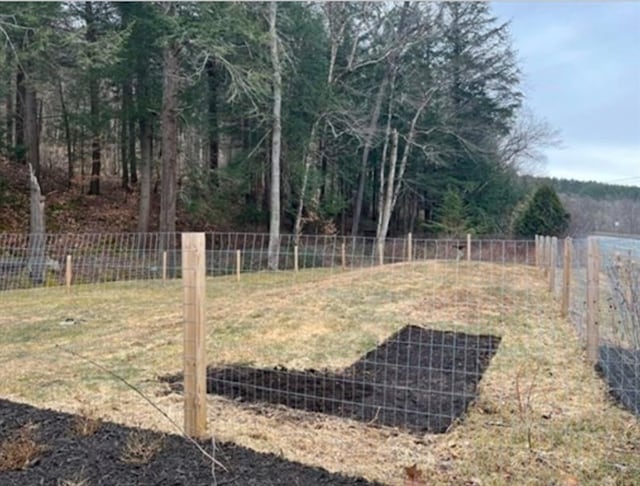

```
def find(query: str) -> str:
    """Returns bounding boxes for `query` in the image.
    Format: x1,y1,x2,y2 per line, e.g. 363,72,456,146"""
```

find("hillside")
0,159,155,234
522,175,640,200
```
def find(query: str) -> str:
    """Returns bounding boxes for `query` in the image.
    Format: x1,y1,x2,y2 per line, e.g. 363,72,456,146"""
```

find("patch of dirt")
163,325,502,434
0,399,380,486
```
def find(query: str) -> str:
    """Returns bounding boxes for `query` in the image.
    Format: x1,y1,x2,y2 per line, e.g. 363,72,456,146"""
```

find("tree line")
1,2,572,249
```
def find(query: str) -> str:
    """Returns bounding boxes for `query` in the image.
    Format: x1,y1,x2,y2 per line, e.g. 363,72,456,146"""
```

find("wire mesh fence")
0,232,534,291
597,236,640,415
0,233,179,290
1,230,537,435
198,235,536,435
544,234,640,416
4,230,639,484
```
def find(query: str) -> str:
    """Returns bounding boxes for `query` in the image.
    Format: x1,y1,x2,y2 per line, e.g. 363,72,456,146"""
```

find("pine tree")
512,185,570,237
427,187,472,238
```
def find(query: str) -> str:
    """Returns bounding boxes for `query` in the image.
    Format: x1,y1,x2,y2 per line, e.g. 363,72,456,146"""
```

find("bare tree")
24,80,39,180
267,1,282,270
293,120,319,243
350,2,434,237
498,108,561,174
375,93,433,259
28,163,46,284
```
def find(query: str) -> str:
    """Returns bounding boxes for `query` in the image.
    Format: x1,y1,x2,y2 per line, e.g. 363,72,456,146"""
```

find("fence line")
4,230,637,429
537,233,639,416
0,232,534,291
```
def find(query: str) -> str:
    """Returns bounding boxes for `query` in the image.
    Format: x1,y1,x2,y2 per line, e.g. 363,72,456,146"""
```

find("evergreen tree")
512,185,570,237
427,187,473,238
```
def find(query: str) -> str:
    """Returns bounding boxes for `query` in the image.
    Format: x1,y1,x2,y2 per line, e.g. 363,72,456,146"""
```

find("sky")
491,1,640,187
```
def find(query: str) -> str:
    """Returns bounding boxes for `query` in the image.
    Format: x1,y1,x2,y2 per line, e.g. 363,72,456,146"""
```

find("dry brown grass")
1,261,638,485
57,473,90,486
0,422,47,472
119,429,165,465
70,407,103,437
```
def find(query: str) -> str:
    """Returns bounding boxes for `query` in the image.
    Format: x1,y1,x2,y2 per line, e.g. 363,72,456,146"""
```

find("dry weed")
70,407,102,437
0,422,47,472
57,472,90,486
120,429,164,465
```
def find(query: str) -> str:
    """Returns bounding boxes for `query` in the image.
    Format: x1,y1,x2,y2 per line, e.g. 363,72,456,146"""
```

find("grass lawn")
1,261,638,485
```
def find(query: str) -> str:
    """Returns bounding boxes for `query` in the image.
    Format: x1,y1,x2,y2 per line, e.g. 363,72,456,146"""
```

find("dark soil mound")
0,399,380,486
164,325,502,434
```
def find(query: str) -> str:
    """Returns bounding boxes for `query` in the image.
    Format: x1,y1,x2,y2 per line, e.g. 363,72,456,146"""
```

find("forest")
0,2,637,240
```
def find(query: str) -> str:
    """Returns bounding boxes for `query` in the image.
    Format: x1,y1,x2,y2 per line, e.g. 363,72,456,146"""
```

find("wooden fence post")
162,251,168,285
341,242,346,270
538,235,543,270
294,245,299,273
543,236,550,277
236,250,241,282
182,232,207,439
466,233,471,262
548,236,557,293
535,235,539,268
560,237,572,318
65,255,72,291
407,232,412,262
586,237,600,365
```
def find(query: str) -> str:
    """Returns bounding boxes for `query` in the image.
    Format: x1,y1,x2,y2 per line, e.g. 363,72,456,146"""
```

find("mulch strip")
0,399,380,486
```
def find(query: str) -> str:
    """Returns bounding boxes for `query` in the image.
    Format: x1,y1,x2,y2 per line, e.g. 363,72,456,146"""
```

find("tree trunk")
207,59,219,170
121,80,131,189
376,130,399,261
5,49,13,150
86,2,101,195
57,79,73,186
159,40,179,236
351,72,388,237
267,1,282,271
294,121,319,243
137,117,152,232
376,94,432,254
15,67,25,164
351,3,410,237
88,120,101,195
128,90,137,184
79,125,86,177
28,163,46,285
375,68,398,241
24,85,39,181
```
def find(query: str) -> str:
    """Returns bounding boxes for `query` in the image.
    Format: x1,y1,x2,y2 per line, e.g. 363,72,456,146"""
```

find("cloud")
492,2,640,186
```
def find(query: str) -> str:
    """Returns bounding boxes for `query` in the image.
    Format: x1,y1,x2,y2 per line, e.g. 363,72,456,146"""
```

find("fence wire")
201,235,535,435
3,230,638,485
556,235,639,416
0,232,533,291
597,236,640,415
1,231,537,434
